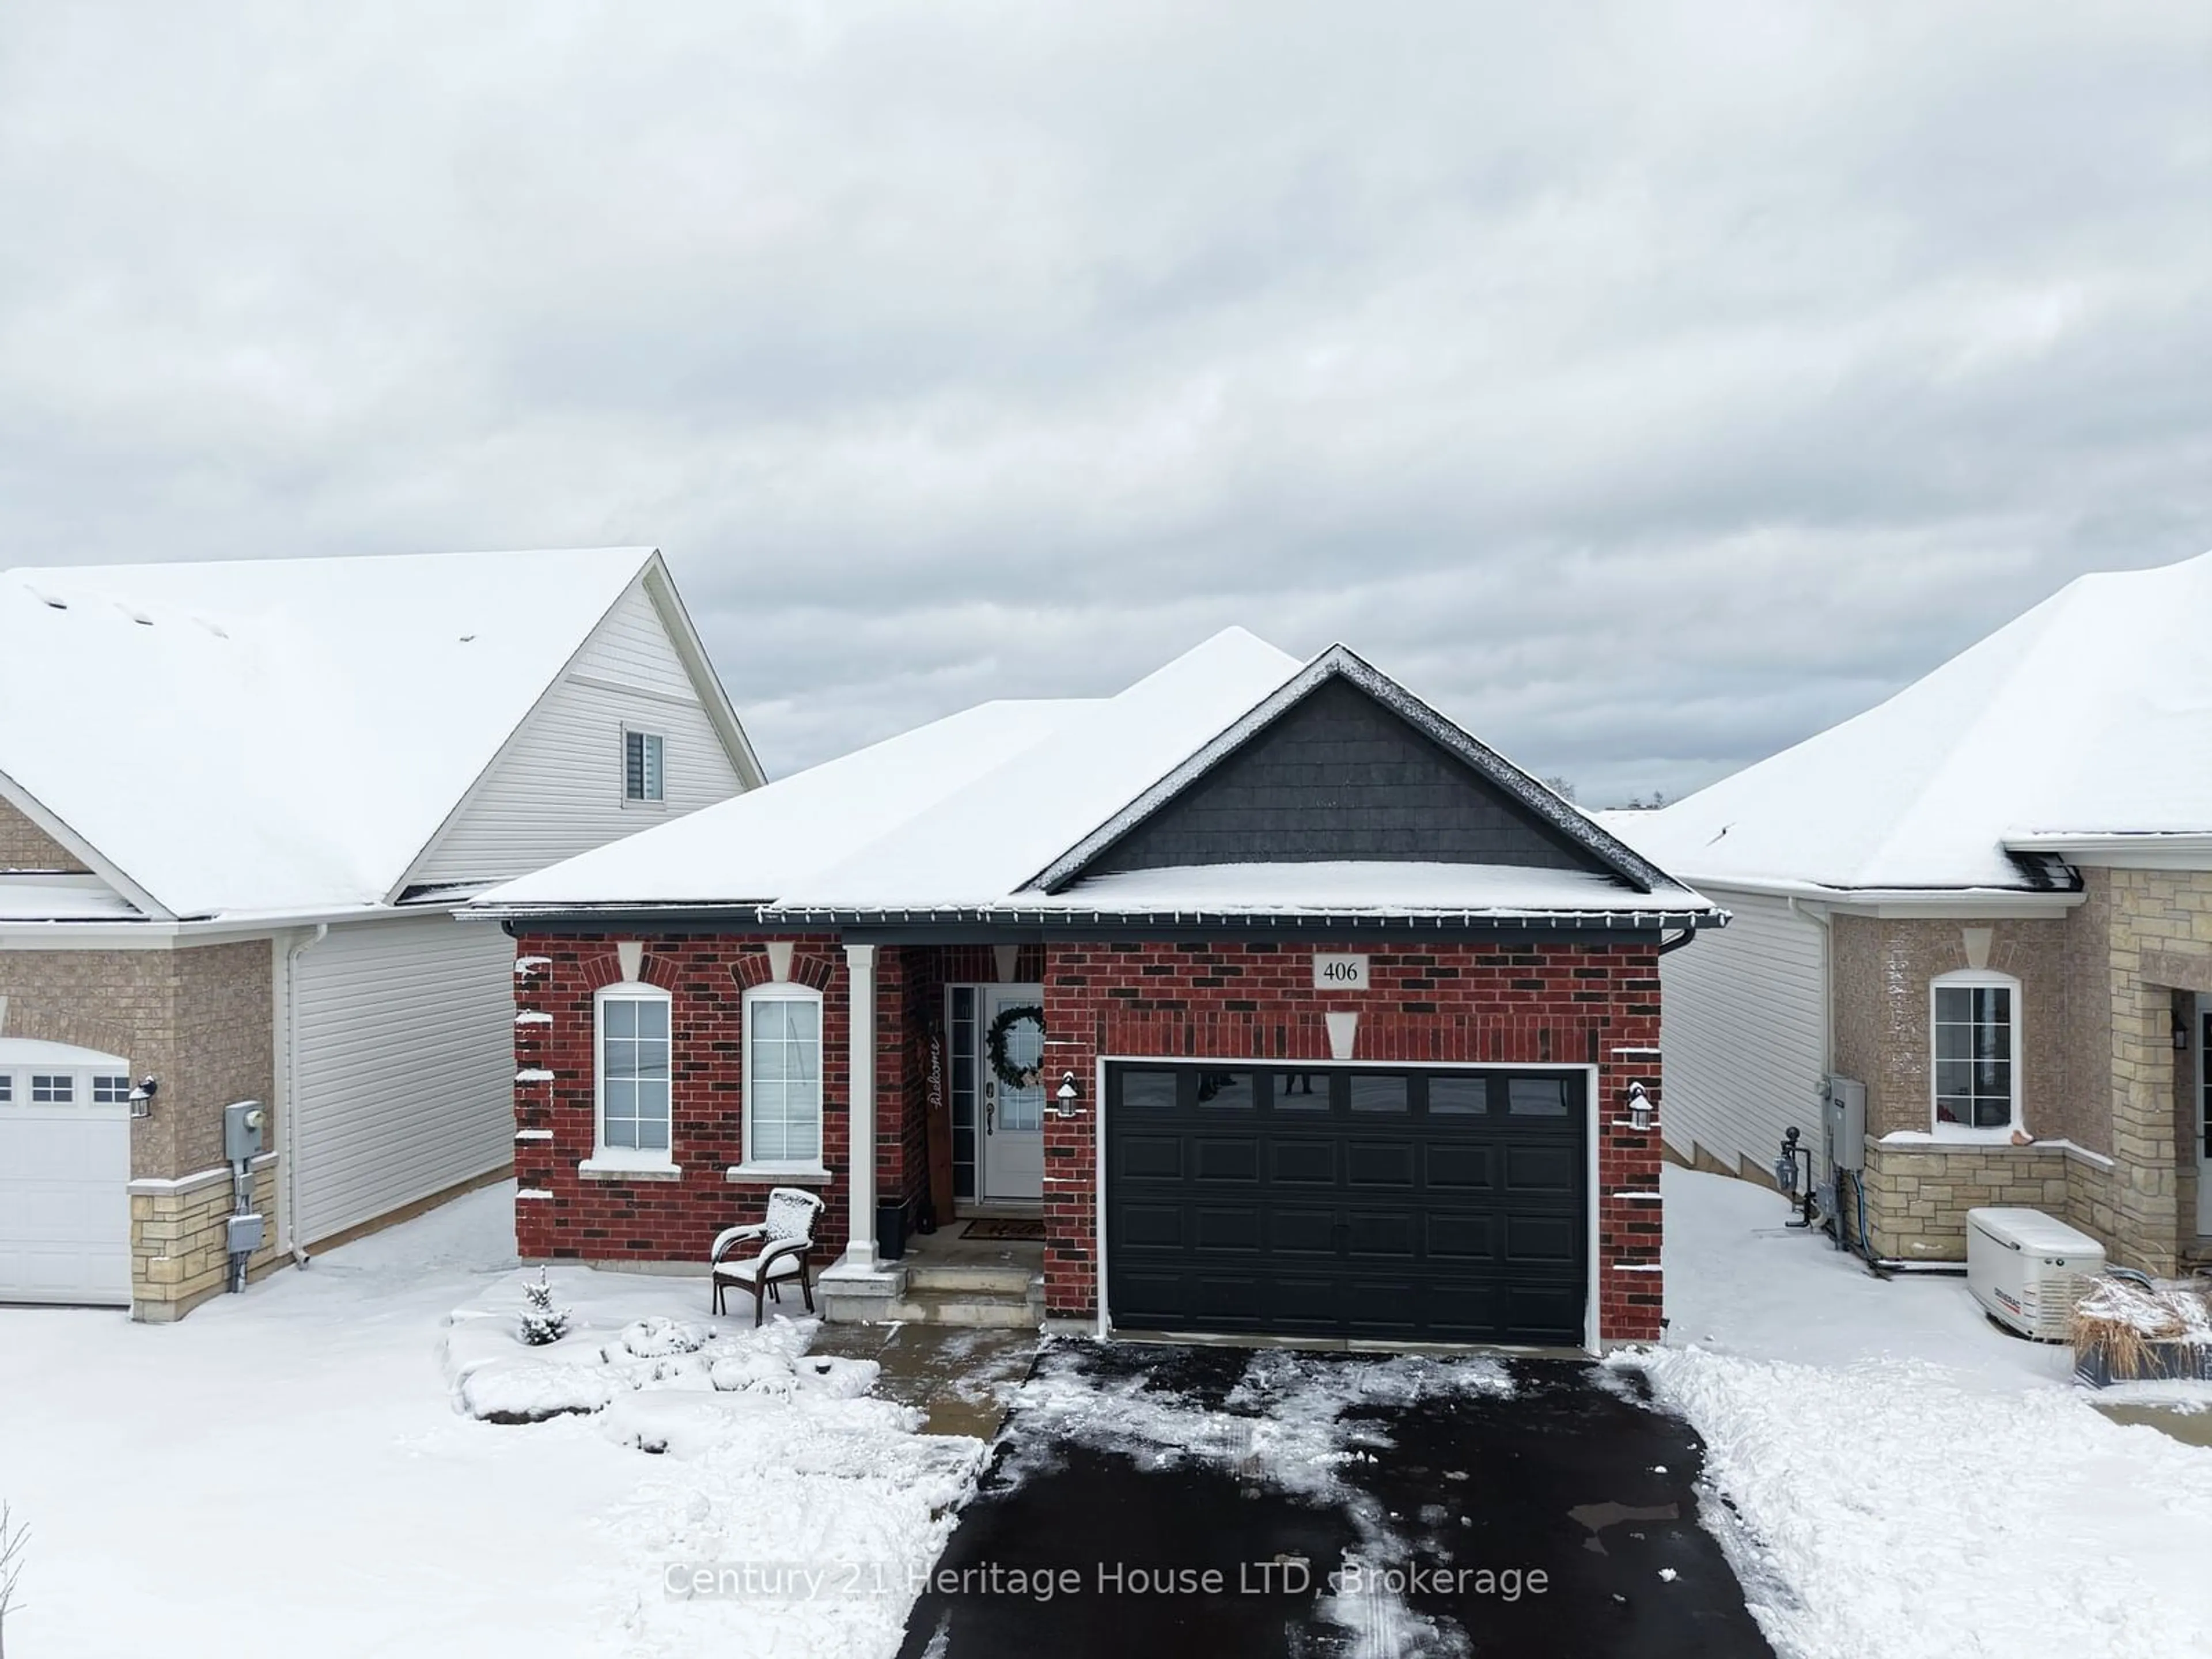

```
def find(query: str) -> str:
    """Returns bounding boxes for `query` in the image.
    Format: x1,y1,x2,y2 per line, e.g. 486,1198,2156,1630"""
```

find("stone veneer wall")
1830,869,2212,1275
2,940,279,1321
1858,1142,2070,1260
0,797,89,871
2081,866,2212,1274
0,940,274,1179
128,1156,283,1321
1828,914,2066,1141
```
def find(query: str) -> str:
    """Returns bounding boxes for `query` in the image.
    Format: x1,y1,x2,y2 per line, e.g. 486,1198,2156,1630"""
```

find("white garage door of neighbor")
0,1040,134,1306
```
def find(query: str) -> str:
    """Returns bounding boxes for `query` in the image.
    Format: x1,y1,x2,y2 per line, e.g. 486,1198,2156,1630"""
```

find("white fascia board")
0,764,175,921
1676,874,2080,917
641,554,767,790
2003,832,2212,870
0,901,485,950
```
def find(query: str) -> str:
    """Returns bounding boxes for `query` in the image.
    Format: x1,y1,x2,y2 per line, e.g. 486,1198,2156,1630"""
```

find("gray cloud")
2,1,2206,805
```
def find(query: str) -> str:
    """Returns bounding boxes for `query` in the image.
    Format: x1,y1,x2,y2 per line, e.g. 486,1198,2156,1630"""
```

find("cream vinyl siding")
291,913,516,1247
1657,885,1828,1175
409,578,748,888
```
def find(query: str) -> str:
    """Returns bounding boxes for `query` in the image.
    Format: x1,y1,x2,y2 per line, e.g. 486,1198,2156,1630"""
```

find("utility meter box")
223,1100,266,1164
225,1212,265,1257
1825,1078,1867,1173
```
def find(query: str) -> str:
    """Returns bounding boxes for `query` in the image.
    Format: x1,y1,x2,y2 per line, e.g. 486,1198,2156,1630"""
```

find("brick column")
1041,942,1099,1320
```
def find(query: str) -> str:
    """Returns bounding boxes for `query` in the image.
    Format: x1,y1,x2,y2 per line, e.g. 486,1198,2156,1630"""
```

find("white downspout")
282,923,328,1264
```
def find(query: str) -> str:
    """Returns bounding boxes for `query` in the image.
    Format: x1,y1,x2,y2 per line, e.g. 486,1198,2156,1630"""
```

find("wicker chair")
709,1187,825,1325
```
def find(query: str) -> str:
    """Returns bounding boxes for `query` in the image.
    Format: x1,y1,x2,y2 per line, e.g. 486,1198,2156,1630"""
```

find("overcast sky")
2,3,2207,804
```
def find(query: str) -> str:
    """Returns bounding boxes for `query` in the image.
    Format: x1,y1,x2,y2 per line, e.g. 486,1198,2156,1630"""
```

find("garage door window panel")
1426,1075,1490,1116
1114,1070,1180,1113
1508,1077,1571,1117
1347,1074,1411,1113
1194,1070,1256,1109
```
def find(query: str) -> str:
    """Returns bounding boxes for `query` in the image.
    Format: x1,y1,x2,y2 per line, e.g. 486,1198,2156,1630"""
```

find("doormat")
961,1218,1046,1241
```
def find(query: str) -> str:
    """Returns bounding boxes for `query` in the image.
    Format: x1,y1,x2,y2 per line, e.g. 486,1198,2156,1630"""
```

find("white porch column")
839,942,878,1272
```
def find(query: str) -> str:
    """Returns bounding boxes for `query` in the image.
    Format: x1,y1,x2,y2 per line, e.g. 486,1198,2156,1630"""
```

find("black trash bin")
875,1197,909,1261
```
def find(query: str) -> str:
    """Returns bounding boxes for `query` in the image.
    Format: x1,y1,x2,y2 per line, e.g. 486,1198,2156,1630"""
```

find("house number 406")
1313,954,1370,990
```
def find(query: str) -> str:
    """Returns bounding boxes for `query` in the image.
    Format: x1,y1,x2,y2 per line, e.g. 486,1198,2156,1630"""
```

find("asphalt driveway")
897,1342,1772,1659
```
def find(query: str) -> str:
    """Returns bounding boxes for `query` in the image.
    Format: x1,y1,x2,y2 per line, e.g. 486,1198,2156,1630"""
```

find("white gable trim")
640,556,766,791
1024,644,1671,896
384,554,760,902
0,766,172,921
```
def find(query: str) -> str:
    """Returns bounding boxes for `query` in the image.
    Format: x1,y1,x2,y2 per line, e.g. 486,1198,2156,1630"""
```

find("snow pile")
441,1266,985,1657
1644,1168,2212,1658
1629,1346,2212,1659
1008,1346,1510,1658
444,1272,881,1422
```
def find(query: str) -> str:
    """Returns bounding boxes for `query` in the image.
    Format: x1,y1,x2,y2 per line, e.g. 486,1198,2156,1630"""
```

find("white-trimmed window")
743,984,823,1167
92,1074,131,1104
595,984,673,1158
31,1074,73,1104
623,729,665,804
0,1074,12,1103
1932,969,2020,1135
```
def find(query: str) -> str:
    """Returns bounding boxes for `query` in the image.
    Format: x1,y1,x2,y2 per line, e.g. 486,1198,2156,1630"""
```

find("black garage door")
1104,1063,1588,1346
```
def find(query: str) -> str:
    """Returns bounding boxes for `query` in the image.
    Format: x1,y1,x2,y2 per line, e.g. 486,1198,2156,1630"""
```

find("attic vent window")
624,729,665,804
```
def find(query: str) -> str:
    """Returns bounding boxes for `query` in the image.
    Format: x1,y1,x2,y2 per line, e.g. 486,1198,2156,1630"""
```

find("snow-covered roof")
0,547,673,919
0,1036,131,1070
478,627,1716,927
1032,862,1706,918
1606,547,2212,893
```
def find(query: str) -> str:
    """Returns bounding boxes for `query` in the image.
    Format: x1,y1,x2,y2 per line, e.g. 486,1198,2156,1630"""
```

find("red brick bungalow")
469,630,1722,1351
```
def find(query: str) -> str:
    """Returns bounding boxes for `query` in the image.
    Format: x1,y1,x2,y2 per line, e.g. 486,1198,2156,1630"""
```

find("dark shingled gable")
1084,677,1613,877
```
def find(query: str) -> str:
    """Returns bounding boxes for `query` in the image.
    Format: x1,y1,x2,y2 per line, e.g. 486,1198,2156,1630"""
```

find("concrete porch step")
887,1283,1044,1329
904,1260,1037,1297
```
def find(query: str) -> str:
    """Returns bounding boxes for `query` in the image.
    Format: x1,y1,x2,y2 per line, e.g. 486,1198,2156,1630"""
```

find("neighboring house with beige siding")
1608,547,2212,1277
0,547,762,1320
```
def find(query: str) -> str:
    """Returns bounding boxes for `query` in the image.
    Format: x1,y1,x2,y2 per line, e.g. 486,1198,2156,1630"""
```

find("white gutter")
279,923,328,1264
1665,874,2081,914
0,901,488,950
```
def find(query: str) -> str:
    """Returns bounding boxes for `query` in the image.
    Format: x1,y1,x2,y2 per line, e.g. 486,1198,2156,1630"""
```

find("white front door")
2198,999,2212,1236
0,1063,132,1306
979,986,1046,1204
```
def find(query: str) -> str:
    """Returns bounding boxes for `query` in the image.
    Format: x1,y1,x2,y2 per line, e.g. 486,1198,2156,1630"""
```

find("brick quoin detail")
1041,938,1666,1344
510,932,1665,1346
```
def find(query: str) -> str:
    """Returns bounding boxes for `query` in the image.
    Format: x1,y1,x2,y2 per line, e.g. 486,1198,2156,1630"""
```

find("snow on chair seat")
709,1187,825,1325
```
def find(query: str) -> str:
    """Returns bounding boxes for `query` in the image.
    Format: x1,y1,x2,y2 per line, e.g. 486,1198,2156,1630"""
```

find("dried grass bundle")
2070,1275,2210,1381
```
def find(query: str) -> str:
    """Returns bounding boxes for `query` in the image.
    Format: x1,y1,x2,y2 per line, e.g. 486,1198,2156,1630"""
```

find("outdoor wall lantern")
127,1075,158,1120
1625,1080,1652,1131
1054,1070,1082,1118
2174,1010,2191,1052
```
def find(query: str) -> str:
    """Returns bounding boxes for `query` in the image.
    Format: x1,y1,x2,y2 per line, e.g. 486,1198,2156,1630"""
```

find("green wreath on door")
985,1003,1047,1090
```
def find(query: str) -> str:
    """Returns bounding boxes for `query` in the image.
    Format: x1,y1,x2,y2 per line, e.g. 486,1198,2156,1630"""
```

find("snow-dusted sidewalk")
0,1183,985,1659
1633,1168,2212,1659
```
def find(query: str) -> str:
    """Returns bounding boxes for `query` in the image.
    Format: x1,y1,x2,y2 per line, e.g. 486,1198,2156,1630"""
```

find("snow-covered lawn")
1637,1166,2212,1659
0,1183,984,1658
